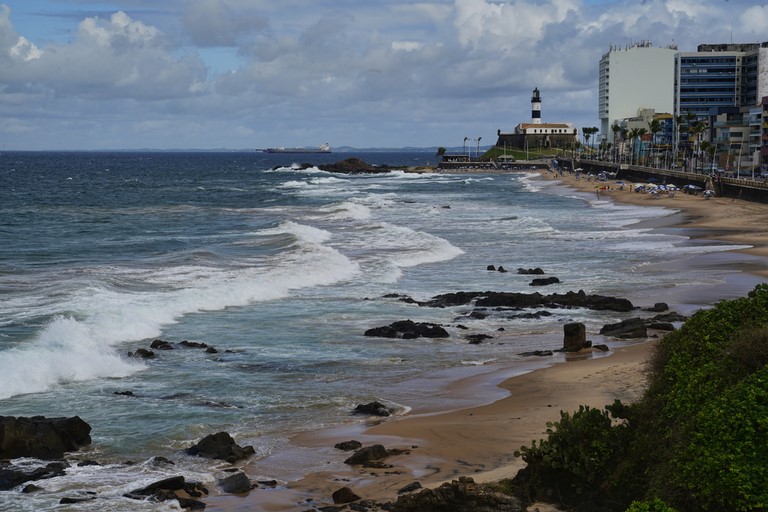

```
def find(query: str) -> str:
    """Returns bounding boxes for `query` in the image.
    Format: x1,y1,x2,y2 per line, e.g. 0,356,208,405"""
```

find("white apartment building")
598,42,678,140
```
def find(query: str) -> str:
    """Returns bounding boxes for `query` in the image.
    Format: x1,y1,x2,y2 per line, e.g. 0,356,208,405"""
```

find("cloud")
740,4,768,34
0,7,207,100
184,0,269,47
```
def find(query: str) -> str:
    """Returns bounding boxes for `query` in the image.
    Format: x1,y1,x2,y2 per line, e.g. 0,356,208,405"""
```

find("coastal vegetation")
508,284,768,511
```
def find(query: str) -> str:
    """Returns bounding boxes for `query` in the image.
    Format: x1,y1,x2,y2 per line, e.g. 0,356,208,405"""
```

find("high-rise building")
598,41,678,140
674,43,768,121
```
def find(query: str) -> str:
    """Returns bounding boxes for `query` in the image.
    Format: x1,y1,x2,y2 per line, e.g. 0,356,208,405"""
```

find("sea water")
0,151,755,510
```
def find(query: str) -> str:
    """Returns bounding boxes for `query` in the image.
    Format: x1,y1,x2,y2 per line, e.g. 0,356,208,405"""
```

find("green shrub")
625,498,677,512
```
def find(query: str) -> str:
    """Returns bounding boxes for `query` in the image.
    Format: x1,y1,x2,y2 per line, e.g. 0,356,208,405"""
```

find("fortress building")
495,87,578,151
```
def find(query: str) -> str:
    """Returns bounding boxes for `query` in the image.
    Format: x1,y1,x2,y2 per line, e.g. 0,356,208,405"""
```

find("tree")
648,119,663,168
611,124,622,162
436,147,447,162
582,127,599,154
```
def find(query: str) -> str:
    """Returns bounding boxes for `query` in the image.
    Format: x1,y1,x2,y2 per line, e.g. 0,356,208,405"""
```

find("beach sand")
205,168,768,511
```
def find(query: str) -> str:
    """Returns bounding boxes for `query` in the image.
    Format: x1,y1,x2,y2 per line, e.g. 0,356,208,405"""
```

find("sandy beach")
205,168,768,511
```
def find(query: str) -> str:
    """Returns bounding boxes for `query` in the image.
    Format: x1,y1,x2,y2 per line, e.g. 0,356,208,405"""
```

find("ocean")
0,151,757,511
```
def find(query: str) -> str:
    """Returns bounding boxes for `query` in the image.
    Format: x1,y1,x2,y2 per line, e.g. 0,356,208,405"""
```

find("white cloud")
740,4,768,34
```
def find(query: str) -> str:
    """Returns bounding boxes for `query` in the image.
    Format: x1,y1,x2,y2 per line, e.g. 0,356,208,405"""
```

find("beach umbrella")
575,167,583,171
683,184,703,190
616,181,625,185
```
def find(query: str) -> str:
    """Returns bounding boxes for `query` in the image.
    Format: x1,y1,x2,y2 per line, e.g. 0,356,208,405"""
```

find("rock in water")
0,416,92,459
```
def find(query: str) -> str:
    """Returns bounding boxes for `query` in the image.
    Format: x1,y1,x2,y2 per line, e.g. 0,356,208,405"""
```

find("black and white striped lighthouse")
531,87,542,124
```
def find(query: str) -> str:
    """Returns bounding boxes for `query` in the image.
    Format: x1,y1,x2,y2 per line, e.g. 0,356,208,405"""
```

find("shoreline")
205,168,768,511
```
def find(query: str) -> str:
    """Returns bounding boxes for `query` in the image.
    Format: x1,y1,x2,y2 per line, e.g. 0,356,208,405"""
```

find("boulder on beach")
562,322,587,351
353,401,391,417
185,432,255,463
599,318,648,339
529,277,560,286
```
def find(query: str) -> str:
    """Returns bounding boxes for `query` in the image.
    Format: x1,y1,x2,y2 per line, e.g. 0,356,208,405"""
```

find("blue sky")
1,0,766,150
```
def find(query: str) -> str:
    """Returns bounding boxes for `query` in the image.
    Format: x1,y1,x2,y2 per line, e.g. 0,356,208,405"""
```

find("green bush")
625,498,677,512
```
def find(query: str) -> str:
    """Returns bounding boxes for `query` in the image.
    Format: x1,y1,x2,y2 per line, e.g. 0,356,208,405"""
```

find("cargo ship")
263,143,331,154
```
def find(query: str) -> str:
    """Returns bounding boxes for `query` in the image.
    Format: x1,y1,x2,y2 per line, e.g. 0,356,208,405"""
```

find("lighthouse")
531,87,542,124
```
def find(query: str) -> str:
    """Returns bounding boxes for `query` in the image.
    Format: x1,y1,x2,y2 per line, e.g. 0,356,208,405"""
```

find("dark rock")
519,350,554,357
177,497,207,510
205,347,218,354
486,265,496,271
335,440,363,451
258,479,278,488
130,475,186,495
508,310,552,320
468,310,488,320
179,340,209,349
344,444,389,466
332,486,361,504
398,481,423,494
420,290,633,312
353,401,391,417
77,460,100,467
599,318,648,338
364,320,449,339
219,472,253,494
647,322,676,331
497,266,508,273
643,302,669,312
185,432,255,463
22,484,43,493
466,334,493,344
517,267,545,275
563,322,587,351
60,496,96,504
0,416,91,460
130,348,155,359
319,158,392,174
652,311,688,323
150,339,174,350
392,476,522,512
114,390,135,396
529,277,560,286
0,462,69,491
593,344,610,351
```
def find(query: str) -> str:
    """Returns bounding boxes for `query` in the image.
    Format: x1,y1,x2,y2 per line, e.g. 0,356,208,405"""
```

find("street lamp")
463,137,468,158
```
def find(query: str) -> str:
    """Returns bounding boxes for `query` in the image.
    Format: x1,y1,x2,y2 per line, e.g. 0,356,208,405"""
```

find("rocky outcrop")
529,277,560,286
185,432,255,463
0,461,68,491
392,476,522,512
353,401,392,417
332,486,361,504
419,290,633,312
125,475,208,510
318,158,393,174
218,472,253,494
599,318,648,339
364,320,449,339
517,267,545,275
335,440,363,451
562,322,588,351
0,416,92,460
344,444,390,467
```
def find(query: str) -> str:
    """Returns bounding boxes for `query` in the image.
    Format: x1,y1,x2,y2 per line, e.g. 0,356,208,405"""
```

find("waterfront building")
495,87,577,151
598,41,677,141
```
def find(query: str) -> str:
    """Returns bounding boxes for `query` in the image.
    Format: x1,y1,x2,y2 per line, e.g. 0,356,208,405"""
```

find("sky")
1,0,767,150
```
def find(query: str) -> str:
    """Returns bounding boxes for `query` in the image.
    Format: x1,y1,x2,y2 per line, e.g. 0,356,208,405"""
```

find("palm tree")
436,147,447,163
648,118,662,168
611,124,621,162
689,121,708,171
628,128,640,165
636,128,648,165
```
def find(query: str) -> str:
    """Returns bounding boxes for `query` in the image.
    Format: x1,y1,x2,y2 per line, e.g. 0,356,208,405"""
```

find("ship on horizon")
263,143,331,154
